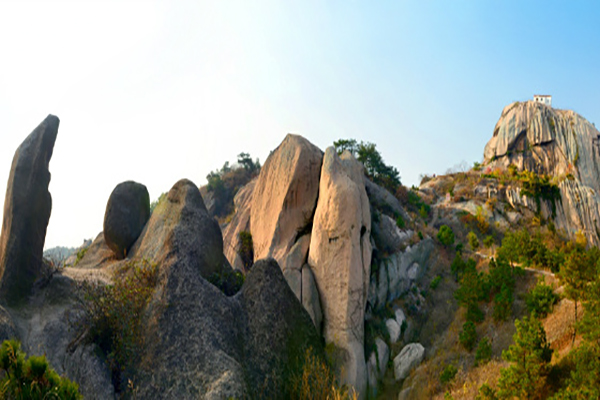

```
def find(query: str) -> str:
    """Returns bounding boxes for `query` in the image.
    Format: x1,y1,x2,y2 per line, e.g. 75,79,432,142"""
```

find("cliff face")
484,101,600,244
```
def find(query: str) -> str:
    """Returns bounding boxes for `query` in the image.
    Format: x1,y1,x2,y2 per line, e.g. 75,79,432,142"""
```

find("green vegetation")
0,340,82,399
496,316,552,399
333,139,401,193
526,279,558,318
475,337,492,366
459,321,477,351
430,275,442,290
77,259,158,392
396,215,405,229
437,225,455,247
207,268,245,296
73,246,89,267
206,152,261,218
468,231,479,250
238,231,254,272
440,364,458,384
149,192,166,213
483,235,495,249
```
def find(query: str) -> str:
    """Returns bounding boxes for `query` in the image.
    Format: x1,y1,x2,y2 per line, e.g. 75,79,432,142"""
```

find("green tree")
550,343,600,399
483,235,495,249
475,337,493,366
493,284,513,322
333,138,358,156
437,225,455,247
497,316,552,400
526,279,558,318
455,259,485,322
238,231,254,272
468,231,480,250
459,321,477,351
0,340,82,399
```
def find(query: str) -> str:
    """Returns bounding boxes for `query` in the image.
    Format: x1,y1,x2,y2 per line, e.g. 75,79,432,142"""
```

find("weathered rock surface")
250,134,323,266
308,148,372,398
222,179,256,271
394,343,425,381
0,115,58,305
281,234,311,300
386,318,401,344
301,263,323,332
103,181,150,259
366,337,389,398
483,100,600,245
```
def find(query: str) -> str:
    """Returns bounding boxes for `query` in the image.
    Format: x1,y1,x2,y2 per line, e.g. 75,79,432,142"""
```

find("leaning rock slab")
0,115,59,305
103,181,150,259
308,148,372,398
250,134,322,267
394,343,425,380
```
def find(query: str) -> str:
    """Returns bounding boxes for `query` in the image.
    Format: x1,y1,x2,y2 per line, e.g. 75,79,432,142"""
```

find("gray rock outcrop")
366,337,389,398
0,115,59,305
394,343,425,381
308,148,372,398
103,181,150,259
483,100,600,245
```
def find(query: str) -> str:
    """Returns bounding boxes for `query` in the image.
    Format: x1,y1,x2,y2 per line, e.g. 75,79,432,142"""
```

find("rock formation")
0,115,59,305
393,343,425,381
483,100,600,245
308,148,372,398
222,179,255,271
103,181,150,259
250,134,323,266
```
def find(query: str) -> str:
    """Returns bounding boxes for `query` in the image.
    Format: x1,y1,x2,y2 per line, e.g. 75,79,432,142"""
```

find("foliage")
475,337,493,366
455,258,486,323
73,246,89,267
459,321,477,351
476,384,498,400
238,231,254,272
289,347,358,400
0,339,82,400
149,192,166,214
333,139,401,193
550,343,600,399
206,152,261,218
437,225,455,247
76,259,158,391
430,275,442,290
492,284,513,322
440,364,458,384
483,235,495,249
468,231,479,250
526,279,558,318
396,215,405,229
497,316,552,400
207,268,245,296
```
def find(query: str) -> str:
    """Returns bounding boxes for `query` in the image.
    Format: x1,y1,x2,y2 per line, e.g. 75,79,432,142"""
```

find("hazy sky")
1,1,599,249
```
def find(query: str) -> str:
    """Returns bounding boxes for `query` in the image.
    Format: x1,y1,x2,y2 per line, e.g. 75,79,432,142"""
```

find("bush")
526,280,558,318
0,339,82,399
430,275,442,290
437,225,455,247
396,215,406,229
440,364,458,384
460,321,477,351
468,231,479,250
76,259,158,391
475,337,493,366
493,284,514,322
238,231,254,272
207,269,245,296
483,235,495,249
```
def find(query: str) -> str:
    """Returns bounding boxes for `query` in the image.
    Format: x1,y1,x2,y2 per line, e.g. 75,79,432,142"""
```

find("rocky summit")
2,101,600,399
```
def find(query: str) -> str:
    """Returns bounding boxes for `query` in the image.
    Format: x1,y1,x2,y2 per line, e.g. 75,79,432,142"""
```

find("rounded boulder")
103,181,150,259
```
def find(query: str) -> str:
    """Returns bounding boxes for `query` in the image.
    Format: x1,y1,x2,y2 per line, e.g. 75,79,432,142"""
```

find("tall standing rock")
250,134,323,268
308,148,372,398
0,115,59,305
103,181,150,259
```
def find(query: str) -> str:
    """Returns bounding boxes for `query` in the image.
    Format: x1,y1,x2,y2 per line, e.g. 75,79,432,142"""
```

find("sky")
1,1,599,250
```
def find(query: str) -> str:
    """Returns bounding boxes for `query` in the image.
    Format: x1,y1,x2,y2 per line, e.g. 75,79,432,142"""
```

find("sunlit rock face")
484,101,600,245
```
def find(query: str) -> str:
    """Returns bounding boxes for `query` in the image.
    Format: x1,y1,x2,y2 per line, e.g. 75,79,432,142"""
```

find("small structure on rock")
533,94,552,107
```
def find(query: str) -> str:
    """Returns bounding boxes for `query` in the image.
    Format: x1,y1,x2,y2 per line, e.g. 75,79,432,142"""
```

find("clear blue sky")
1,1,599,249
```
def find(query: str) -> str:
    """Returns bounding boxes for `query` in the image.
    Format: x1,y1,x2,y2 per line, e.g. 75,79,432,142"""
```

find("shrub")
526,280,558,318
493,284,513,322
440,364,458,384
476,384,497,400
475,337,492,366
76,259,158,391
418,231,424,240
430,275,442,290
149,192,166,213
437,225,455,247
468,231,479,250
483,235,494,249
238,231,254,272
396,215,406,229
0,339,82,399
460,321,477,351
73,246,89,267
207,269,245,296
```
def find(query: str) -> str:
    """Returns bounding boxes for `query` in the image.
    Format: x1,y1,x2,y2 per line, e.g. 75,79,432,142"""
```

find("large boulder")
308,148,372,398
222,179,256,271
366,337,389,398
394,343,425,381
239,258,323,399
250,134,323,268
103,181,150,259
0,115,59,305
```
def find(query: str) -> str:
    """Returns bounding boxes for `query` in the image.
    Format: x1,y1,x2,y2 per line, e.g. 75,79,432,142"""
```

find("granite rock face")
394,343,425,381
103,181,150,259
308,148,372,398
0,115,59,305
250,134,323,267
483,100,600,245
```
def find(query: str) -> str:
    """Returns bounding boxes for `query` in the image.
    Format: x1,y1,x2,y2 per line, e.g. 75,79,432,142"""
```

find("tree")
526,279,558,318
333,139,358,156
497,316,552,400
468,231,480,250
437,225,455,247
459,321,477,351
455,259,485,323
493,284,513,322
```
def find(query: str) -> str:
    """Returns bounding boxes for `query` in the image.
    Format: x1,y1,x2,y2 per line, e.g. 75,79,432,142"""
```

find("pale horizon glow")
1,1,599,249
